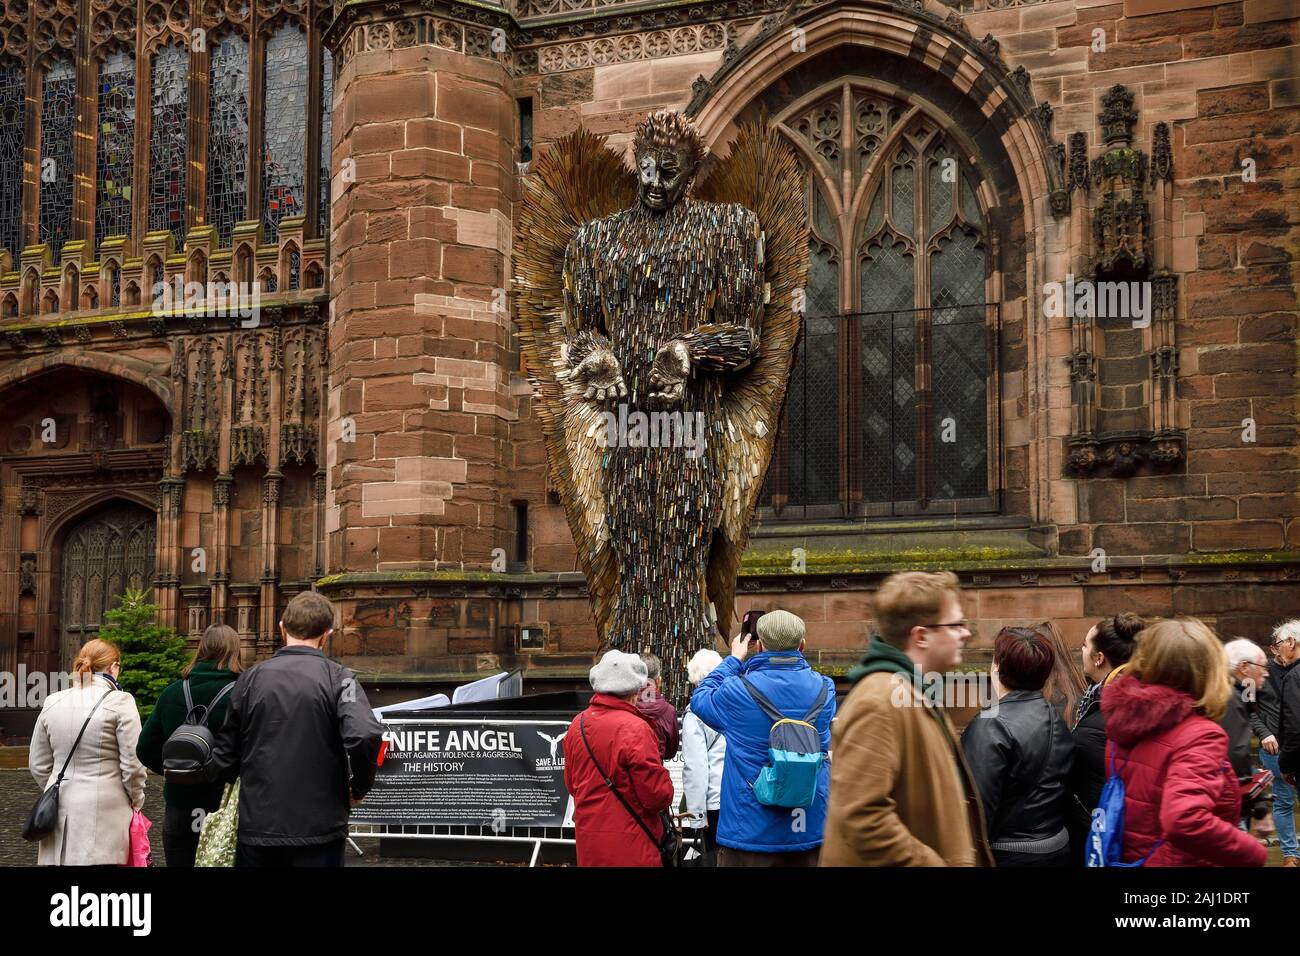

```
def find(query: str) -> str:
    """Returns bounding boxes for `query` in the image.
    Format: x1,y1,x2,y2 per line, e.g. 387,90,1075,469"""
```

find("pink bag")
127,810,152,867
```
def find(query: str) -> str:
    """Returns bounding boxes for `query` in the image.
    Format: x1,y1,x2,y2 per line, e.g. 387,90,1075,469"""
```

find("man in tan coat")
821,571,994,866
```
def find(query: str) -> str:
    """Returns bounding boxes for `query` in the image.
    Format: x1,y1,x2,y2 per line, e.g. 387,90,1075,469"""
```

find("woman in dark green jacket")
137,624,243,867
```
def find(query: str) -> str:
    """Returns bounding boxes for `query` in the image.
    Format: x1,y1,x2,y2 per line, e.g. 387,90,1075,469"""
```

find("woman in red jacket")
1102,618,1266,867
563,650,675,866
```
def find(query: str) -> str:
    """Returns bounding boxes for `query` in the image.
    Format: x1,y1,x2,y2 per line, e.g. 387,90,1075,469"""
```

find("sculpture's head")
632,110,709,212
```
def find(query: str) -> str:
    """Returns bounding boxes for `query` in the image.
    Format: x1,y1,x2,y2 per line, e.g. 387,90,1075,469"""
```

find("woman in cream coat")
28,638,147,866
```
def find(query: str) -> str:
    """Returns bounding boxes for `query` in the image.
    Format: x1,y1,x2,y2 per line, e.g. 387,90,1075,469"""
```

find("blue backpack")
740,676,829,809
1086,750,1163,867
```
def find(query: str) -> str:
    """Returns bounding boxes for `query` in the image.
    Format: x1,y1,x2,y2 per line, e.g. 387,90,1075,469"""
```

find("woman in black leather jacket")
962,627,1076,866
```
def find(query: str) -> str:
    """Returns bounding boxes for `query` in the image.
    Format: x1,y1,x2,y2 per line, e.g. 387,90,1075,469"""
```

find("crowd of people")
22,573,1300,868
27,592,384,868
563,571,1300,868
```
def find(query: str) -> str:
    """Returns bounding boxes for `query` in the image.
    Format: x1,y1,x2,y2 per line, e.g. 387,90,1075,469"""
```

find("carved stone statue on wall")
516,111,809,701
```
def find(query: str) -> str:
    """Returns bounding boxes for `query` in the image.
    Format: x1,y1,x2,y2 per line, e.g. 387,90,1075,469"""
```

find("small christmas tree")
99,587,189,721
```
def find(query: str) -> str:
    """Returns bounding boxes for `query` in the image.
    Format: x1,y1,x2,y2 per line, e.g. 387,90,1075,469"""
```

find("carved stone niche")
1063,85,1185,479
1090,84,1149,280
19,552,37,596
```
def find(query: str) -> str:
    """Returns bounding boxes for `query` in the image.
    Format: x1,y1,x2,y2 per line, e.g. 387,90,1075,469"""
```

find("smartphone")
741,609,765,644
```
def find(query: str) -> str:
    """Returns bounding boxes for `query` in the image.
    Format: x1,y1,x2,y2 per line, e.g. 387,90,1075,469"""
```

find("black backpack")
161,678,235,783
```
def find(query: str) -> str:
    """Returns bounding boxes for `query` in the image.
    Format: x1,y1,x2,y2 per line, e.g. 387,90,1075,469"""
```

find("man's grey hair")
1272,620,1300,645
640,652,662,681
1224,638,1266,670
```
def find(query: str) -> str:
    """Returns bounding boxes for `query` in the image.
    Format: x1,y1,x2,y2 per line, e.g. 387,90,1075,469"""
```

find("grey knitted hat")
589,650,649,695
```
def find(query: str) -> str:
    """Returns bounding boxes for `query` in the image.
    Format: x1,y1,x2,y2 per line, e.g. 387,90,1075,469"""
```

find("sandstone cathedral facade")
0,0,1297,731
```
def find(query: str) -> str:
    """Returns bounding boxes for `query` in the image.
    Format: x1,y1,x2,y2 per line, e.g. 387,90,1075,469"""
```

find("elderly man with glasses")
1222,639,1271,829
1261,621,1300,866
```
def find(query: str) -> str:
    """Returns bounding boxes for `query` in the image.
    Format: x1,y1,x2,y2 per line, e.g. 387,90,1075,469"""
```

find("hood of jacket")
1101,673,1195,747
847,637,920,686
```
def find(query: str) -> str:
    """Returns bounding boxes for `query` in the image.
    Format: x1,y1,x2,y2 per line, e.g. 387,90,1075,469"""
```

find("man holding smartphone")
689,609,836,866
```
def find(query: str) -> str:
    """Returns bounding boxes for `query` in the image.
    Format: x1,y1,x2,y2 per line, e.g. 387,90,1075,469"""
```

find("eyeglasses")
1270,637,1294,648
921,620,970,631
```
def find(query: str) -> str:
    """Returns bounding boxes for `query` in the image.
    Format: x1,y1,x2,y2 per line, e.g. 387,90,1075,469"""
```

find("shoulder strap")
801,682,830,723
578,714,663,852
182,678,194,719
54,683,115,786
199,682,236,727
740,675,828,725
738,676,785,723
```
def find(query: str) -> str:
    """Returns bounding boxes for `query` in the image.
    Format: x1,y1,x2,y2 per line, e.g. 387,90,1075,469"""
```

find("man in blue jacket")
690,609,836,866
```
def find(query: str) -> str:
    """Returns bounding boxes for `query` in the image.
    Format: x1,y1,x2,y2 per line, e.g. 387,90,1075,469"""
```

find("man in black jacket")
205,591,384,867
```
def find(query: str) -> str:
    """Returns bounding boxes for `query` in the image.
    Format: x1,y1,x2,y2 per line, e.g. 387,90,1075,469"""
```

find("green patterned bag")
195,780,239,868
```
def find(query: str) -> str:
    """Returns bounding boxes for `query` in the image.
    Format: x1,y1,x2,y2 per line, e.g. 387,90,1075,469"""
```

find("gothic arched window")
0,62,24,261
262,24,307,242
207,32,249,247
39,58,76,263
319,48,333,239
762,82,995,519
148,43,188,252
95,50,136,248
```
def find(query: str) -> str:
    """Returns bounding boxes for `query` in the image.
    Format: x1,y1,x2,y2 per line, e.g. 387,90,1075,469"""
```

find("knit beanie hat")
589,650,649,695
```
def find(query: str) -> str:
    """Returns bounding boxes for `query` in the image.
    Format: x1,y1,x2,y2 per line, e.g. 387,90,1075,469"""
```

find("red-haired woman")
28,638,147,865
961,627,1076,866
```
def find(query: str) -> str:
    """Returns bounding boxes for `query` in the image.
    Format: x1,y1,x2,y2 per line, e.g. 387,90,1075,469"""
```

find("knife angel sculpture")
514,110,809,701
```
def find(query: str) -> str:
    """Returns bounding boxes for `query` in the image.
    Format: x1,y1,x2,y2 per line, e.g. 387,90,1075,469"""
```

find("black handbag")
579,714,683,868
22,684,116,842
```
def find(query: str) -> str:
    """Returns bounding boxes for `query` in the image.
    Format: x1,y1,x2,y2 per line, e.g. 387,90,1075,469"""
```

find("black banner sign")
350,720,574,829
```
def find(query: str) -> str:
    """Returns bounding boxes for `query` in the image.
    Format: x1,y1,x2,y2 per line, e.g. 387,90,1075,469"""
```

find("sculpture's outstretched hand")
647,339,692,410
573,346,628,402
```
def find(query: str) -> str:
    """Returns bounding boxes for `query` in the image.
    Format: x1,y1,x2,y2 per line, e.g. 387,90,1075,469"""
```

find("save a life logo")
535,730,566,770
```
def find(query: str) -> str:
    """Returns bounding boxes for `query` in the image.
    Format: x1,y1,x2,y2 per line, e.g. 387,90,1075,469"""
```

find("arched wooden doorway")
58,501,156,669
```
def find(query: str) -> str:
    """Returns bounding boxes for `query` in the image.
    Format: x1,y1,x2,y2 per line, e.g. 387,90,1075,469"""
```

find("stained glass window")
319,49,333,237
0,64,24,260
96,51,136,248
262,25,306,242
149,45,188,251
288,247,300,290
207,33,249,247
40,60,77,263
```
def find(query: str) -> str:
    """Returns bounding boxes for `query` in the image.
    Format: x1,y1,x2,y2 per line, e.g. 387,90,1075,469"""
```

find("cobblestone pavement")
0,769,483,867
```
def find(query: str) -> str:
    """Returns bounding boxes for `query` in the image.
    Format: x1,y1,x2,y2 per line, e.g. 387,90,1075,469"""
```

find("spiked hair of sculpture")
633,109,709,171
